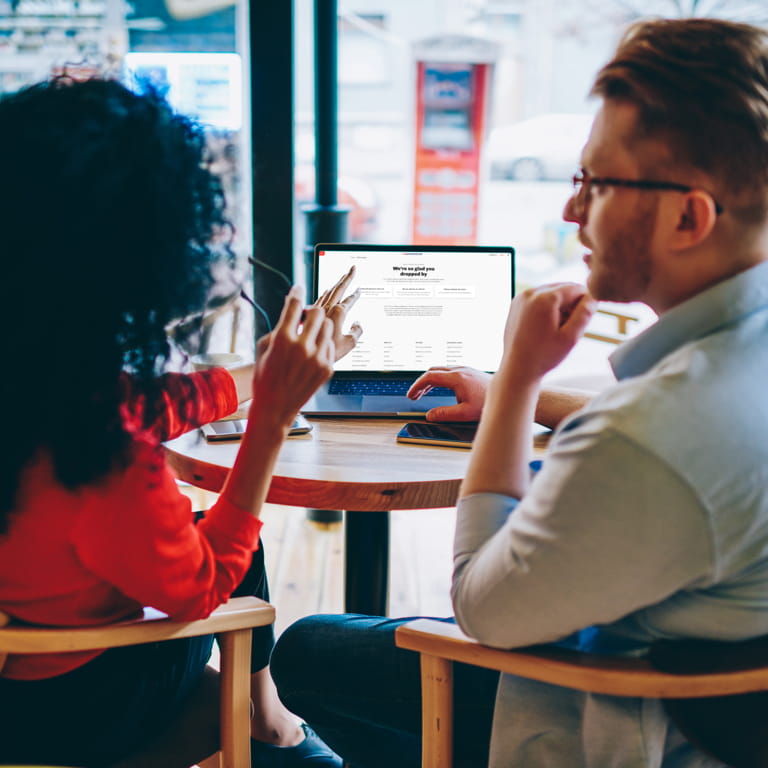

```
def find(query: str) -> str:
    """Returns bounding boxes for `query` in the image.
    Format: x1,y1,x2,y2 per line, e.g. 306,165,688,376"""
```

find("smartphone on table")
201,413,313,442
396,421,478,449
397,421,553,450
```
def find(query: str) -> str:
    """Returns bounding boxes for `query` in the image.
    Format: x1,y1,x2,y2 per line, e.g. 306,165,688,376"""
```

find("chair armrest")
0,597,273,766
395,619,768,699
0,596,274,655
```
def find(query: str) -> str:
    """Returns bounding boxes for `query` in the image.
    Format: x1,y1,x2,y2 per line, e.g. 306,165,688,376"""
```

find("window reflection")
296,0,768,374
0,0,253,355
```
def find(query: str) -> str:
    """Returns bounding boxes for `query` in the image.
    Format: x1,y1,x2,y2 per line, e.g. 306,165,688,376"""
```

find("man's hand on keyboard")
407,366,490,422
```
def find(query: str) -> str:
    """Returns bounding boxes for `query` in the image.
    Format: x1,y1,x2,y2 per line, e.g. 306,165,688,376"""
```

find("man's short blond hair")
593,18,768,221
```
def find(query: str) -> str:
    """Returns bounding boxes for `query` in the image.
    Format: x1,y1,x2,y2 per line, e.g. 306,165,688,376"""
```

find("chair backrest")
396,619,768,768
649,635,768,767
0,597,275,768
584,307,641,345
167,288,242,356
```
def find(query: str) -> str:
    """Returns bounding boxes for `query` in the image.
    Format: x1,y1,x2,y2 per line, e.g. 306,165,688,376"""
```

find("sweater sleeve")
153,368,239,442
120,368,239,443
71,439,262,620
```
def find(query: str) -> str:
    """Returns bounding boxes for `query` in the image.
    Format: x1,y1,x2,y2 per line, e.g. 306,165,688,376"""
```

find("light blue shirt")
452,261,768,767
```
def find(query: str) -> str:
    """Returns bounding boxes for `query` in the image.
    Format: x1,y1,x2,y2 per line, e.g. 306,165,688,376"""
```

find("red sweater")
0,368,262,680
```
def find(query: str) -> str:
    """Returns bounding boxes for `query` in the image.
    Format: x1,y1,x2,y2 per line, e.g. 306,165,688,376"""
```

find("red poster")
412,60,490,245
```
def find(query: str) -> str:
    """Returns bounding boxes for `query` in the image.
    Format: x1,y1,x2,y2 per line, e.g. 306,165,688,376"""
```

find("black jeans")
0,528,272,767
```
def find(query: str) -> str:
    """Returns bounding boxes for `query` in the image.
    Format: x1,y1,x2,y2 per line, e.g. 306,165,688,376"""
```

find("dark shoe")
250,723,343,767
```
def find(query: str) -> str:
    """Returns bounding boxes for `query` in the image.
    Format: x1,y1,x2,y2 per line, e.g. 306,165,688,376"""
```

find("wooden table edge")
165,444,463,511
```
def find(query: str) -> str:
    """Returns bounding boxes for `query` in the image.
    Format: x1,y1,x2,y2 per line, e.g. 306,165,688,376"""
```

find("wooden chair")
168,290,242,357
584,306,640,345
0,596,275,768
396,618,768,768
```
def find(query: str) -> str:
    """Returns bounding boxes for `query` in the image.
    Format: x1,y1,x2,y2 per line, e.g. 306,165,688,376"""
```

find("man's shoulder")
561,334,768,484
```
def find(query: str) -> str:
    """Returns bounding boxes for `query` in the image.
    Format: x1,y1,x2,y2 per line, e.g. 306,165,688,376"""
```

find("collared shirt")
452,261,768,767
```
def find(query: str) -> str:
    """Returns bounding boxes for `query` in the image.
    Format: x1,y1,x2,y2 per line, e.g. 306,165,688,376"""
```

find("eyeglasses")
571,171,723,215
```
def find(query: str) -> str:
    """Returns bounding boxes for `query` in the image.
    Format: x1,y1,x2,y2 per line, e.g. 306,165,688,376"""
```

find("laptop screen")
314,244,515,374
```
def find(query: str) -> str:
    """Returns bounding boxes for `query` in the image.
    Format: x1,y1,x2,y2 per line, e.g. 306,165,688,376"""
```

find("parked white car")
485,113,594,181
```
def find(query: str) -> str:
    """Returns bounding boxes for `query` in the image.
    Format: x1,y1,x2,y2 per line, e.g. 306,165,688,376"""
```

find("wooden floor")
180,486,455,636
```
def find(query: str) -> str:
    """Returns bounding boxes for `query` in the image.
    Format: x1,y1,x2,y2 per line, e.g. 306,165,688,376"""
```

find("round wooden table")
165,418,549,615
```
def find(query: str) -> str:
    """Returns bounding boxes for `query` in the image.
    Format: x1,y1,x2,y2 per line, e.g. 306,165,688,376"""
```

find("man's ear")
670,191,718,250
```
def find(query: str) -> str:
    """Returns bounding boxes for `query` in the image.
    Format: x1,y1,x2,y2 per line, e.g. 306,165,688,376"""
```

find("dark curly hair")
0,77,232,531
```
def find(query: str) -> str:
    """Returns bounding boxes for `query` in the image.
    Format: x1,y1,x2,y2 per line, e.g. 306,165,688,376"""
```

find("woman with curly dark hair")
0,77,356,767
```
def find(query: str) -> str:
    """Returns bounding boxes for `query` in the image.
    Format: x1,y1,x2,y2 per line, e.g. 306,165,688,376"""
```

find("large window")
0,0,255,355
295,0,768,380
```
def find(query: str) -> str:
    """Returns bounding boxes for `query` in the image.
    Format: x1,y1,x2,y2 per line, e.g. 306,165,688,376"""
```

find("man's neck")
650,241,768,315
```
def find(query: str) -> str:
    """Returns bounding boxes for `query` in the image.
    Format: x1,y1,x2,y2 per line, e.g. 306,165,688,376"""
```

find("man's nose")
563,193,583,225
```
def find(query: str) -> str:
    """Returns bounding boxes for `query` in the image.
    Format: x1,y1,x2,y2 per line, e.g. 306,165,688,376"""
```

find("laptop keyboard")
329,379,453,397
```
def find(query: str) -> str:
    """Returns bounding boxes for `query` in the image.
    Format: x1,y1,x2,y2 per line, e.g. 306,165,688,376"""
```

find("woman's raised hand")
313,265,362,361
250,286,335,430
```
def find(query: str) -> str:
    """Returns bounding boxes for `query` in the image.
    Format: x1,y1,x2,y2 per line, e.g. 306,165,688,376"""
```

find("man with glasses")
271,17,768,768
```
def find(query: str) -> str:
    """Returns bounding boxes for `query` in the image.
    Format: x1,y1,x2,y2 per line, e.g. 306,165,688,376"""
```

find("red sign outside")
412,58,492,245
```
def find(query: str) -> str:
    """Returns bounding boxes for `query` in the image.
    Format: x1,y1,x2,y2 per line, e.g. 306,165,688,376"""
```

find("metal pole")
305,0,348,526
314,0,337,209
302,0,350,300
250,1,294,337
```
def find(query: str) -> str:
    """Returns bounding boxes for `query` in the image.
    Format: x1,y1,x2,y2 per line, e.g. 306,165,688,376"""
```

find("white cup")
190,352,244,371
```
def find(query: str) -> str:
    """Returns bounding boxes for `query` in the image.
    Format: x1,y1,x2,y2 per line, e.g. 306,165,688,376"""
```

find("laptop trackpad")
361,395,454,413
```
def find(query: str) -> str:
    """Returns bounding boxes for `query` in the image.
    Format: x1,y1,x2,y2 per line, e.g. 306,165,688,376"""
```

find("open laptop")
302,243,515,417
